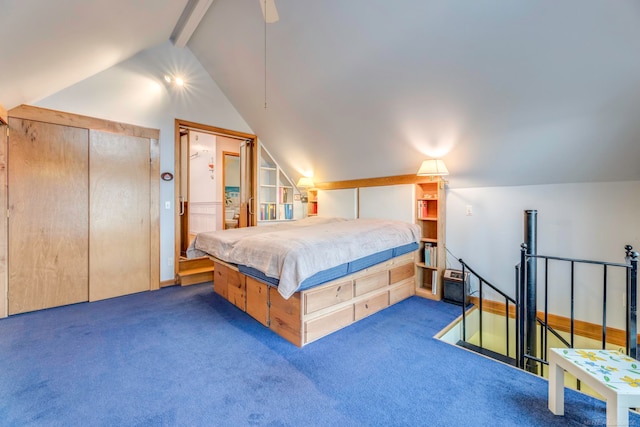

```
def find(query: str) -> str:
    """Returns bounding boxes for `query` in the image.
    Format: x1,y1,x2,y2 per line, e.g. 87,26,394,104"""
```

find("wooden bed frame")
211,252,416,346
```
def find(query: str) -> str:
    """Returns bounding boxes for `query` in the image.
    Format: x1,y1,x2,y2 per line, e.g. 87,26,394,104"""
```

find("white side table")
549,348,640,426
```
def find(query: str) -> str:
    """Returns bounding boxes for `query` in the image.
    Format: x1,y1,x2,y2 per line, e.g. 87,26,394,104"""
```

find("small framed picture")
294,193,301,202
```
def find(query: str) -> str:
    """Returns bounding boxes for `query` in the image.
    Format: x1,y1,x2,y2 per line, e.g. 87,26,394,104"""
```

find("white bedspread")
227,218,421,299
186,216,347,262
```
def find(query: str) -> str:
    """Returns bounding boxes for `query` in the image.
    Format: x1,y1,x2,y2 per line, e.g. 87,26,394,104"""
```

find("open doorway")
174,119,257,283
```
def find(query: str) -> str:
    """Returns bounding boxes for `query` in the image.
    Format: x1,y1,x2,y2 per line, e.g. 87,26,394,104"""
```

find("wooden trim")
175,118,257,141
160,279,176,288
0,123,6,317
8,105,159,139
0,103,7,125
173,119,259,278
315,174,441,190
149,138,160,290
469,297,633,348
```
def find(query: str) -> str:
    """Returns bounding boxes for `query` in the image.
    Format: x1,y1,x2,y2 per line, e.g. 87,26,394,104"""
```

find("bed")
191,215,420,346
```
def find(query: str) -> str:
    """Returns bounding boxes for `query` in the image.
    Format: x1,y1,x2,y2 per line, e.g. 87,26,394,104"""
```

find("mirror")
223,152,240,229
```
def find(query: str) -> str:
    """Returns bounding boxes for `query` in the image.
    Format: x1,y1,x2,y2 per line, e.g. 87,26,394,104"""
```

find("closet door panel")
89,130,150,301
8,118,89,314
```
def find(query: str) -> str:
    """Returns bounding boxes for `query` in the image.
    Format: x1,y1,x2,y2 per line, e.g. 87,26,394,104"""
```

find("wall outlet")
465,205,473,216
165,201,171,209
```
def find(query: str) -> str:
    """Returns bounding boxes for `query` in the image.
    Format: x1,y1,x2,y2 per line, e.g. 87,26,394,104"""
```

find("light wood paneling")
9,105,159,139
8,118,89,314
89,130,150,301
0,124,7,317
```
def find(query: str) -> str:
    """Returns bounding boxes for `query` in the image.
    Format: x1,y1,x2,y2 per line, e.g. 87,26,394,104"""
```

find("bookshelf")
414,178,446,300
258,145,295,222
307,188,318,216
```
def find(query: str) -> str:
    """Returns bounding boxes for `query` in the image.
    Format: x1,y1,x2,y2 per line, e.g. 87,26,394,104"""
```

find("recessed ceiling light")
174,77,184,86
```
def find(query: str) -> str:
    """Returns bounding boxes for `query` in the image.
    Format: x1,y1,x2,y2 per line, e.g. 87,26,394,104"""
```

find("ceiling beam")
171,0,215,48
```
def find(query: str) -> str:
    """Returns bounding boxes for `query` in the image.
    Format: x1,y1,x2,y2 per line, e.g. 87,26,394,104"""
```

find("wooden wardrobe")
1,105,159,316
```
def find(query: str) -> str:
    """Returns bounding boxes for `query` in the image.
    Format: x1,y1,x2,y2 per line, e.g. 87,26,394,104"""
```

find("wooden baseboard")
160,279,176,288
469,296,633,348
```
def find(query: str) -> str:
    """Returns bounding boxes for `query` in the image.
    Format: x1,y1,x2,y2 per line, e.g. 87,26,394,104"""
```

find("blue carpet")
0,283,638,426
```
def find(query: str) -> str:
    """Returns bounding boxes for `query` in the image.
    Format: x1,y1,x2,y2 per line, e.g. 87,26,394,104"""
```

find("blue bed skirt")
238,242,418,292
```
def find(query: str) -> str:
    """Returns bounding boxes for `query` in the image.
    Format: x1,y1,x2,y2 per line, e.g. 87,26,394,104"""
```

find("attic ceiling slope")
0,0,190,109
189,0,640,188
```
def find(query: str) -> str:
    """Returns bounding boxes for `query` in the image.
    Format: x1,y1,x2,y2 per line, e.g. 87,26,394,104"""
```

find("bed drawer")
304,280,353,315
305,305,354,344
354,292,389,321
246,277,269,326
213,262,228,299
227,269,246,311
389,262,414,284
389,279,415,304
270,288,302,346
354,270,388,296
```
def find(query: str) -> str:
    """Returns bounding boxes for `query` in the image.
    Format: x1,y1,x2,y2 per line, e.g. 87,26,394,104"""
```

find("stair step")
177,266,215,286
456,340,517,366
179,257,214,272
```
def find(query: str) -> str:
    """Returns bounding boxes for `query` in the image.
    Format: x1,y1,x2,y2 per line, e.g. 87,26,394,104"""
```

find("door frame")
173,119,258,278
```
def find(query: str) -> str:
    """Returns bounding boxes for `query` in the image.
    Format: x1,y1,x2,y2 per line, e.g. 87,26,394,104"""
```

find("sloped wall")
446,180,640,329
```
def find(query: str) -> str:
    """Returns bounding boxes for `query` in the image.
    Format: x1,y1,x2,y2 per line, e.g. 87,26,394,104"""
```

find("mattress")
186,216,348,261
227,218,421,298
238,241,419,291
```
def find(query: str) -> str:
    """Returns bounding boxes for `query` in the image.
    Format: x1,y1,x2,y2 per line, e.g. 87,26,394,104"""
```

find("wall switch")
465,205,473,216
168,257,173,267
165,201,171,209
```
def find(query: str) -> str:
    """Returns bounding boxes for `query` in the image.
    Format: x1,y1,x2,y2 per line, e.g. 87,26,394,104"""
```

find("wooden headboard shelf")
314,173,439,190
0,102,7,125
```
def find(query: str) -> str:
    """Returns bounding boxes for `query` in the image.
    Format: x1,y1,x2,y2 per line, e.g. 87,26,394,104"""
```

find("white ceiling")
2,0,640,188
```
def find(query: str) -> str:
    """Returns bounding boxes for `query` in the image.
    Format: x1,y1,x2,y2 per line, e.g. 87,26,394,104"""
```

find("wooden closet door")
8,118,89,314
89,130,150,301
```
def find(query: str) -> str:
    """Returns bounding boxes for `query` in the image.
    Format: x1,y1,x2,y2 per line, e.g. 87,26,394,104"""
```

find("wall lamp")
417,159,449,187
296,177,315,188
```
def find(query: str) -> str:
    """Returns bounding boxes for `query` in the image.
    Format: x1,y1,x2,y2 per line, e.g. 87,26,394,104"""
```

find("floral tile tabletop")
552,348,640,392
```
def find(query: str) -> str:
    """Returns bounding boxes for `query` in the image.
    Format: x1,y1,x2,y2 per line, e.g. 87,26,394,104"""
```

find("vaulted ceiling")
2,0,640,188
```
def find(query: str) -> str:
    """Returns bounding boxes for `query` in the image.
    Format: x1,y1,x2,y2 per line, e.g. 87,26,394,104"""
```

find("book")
417,200,428,218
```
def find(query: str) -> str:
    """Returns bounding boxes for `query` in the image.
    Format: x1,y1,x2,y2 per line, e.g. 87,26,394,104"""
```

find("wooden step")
177,266,214,286
179,257,214,272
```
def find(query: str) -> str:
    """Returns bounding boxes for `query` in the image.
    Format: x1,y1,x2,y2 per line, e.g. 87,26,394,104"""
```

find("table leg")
548,360,565,415
607,395,628,427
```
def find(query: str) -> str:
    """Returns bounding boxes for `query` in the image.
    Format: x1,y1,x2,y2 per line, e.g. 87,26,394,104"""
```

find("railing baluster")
505,298,510,358
570,260,575,348
543,257,549,376
479,279,483,349
602,265,607,349
461,263,466,342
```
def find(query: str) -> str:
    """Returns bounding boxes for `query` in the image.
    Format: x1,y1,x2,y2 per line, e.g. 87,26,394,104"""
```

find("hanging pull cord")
264,0,268,109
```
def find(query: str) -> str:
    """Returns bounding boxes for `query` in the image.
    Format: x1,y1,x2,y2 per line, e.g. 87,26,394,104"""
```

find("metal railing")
456,245,638,377
517,244,639,374
458,260,517,363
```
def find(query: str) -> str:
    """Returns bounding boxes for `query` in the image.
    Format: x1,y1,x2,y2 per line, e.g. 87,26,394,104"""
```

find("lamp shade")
417,159,449,176
297,176,314,188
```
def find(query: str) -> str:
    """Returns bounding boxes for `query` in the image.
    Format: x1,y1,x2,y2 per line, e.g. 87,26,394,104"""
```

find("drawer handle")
365,303,369,309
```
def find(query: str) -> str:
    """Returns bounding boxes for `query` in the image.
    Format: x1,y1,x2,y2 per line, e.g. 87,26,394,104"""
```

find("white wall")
446,180,640,329
35,41,253,282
